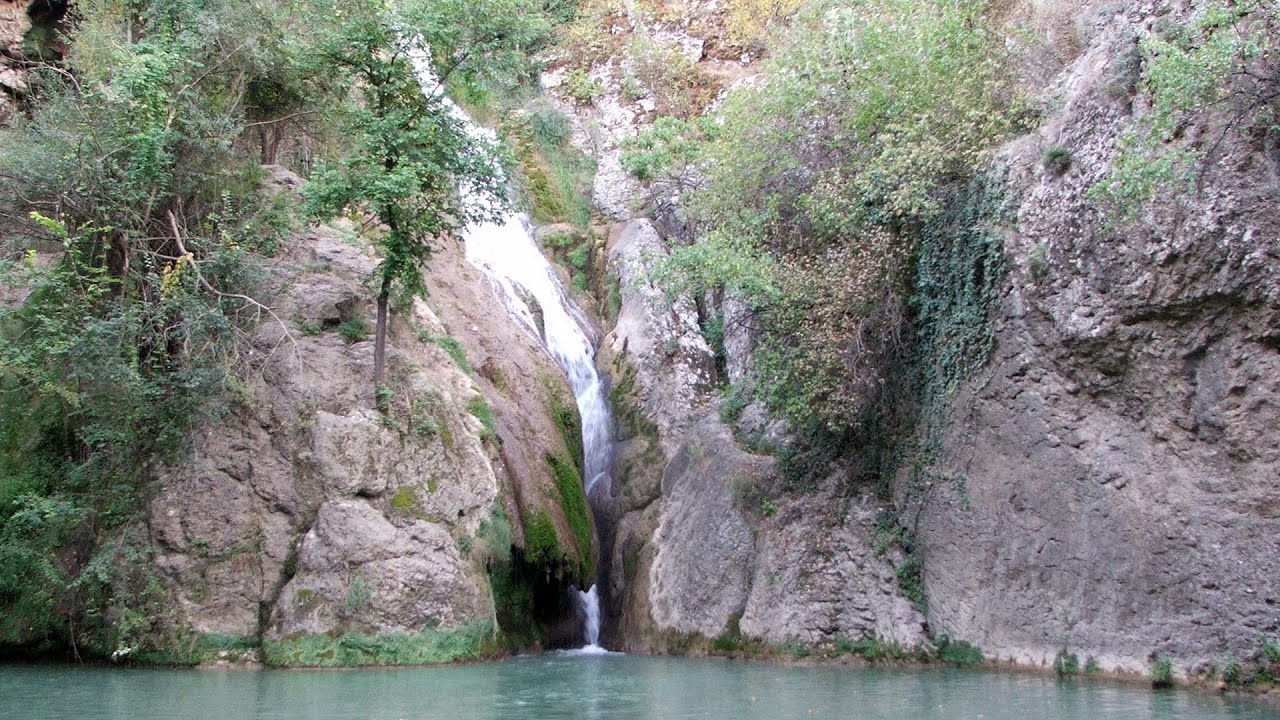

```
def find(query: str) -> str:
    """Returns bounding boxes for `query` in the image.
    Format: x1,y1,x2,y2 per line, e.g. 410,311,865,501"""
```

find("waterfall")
464,209,611,653
463,214,614,501
406,41,610,651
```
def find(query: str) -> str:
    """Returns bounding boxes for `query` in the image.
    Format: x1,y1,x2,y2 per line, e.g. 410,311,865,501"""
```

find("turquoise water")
0,655,1274,720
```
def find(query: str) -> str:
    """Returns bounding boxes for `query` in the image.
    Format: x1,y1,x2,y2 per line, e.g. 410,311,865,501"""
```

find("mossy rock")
261,622,499,667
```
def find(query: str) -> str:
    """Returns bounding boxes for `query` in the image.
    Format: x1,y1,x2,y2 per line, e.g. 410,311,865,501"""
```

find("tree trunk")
373,274,391,392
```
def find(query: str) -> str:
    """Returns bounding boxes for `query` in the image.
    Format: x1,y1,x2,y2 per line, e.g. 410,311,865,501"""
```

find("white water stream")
409,43,609,651
464,207,611,651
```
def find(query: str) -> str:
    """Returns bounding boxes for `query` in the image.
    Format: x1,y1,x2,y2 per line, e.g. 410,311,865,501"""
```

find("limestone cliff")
911,1,1280,676
557,0,1279,680
150,168,592,663
600,219,928,653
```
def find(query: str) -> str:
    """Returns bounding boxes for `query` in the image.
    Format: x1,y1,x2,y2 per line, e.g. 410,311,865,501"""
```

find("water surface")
1,655,1273,720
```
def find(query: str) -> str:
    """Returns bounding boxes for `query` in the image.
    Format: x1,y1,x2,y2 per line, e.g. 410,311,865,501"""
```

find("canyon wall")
565,0,1279,677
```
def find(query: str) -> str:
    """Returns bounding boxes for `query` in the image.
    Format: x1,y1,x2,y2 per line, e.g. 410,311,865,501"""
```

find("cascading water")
463,206,611,653
408,42,610,651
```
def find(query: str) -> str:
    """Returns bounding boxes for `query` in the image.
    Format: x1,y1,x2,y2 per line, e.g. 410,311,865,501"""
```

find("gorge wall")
140,169,596,663
2,0,1277,681
552,0,1280,680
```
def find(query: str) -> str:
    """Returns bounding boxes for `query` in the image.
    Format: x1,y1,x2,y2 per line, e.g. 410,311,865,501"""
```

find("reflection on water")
1,655,1274,720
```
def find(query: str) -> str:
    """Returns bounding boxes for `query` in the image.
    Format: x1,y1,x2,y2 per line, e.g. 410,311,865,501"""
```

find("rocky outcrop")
910,2,1280,676
150,167,588,659
0,0,31,125
600,218,929,653
577,0,1277,678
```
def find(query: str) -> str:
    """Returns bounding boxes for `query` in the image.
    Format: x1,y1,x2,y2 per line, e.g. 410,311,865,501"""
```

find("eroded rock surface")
151,168,584,648
911,2,1280,674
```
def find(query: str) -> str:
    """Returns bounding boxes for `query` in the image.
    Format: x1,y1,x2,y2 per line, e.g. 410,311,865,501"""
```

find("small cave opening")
21,0,71,60
495,549,591,651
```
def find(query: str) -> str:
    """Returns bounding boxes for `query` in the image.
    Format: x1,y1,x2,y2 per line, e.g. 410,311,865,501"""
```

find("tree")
303,0,550,392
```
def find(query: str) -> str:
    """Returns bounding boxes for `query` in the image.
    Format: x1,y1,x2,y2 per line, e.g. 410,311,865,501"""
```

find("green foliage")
338,317,371,344
261,621,497,667
1054,648,1081,677
700,0,1024,235
1150,655,1174,688
390,486,420,513
1042,145,1072,176
625,35,721,119
551,401,584,476
303,1,508,301
651,0,1023,445
342,576,374,614
723,0,806,48
522,508,563,567
1224,658,1243,685
547,452,593,582
466,396,498,442
0,0,301,658
1089,1,1279,218
421,333,473,374
563,69,603,105
621,116,718,184
935,635,984,666
503,102,596,227
875,509,928,613
376,383,393,416
528,103,574,148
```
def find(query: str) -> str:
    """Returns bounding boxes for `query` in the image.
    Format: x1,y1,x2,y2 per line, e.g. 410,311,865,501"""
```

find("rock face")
600,219,928,652
576,0,1278,678
910,3,1280,675
0,0,31,125
150,167,587,655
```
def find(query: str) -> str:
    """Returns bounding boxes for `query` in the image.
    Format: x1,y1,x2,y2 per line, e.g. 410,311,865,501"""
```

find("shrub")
563,69,602,106
338,317,371,344
626,35,721,119
1053,648,1080,676
1089,1,1280,219
466,396,498,442
1042,145,1072,176
724,0,807,48
936,635,984,666
1150,655,1174,688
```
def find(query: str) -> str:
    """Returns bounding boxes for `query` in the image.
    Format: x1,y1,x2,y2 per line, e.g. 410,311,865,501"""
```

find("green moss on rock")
546,452,593,581
261,621,498,667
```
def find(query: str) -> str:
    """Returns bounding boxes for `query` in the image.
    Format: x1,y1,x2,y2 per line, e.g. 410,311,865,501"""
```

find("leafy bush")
621,116,718,185
0,0,301,659
1042,145,1072,176
626,35,721,119
1054,648,1081,676
1089,1,1279,219
503,108,596,227
936,635,984,666
338,317,371,344
563,69,603,105
1150,655,1174,688
723,0,807,48
653,0,1023,442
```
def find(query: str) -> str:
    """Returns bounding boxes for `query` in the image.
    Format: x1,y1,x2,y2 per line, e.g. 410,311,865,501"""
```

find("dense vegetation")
0,0,572,661
624,0,1278,491
629,0,1027,480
